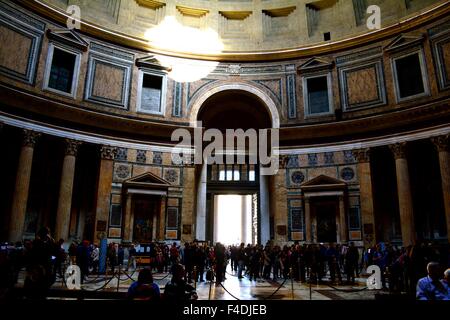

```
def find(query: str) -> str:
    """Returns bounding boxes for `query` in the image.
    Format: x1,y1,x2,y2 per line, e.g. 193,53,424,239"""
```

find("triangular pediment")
46,29,89,51
384,34,424,52
301,175,346,189
136,55,171,71
298,57,333,73
124,171,171,187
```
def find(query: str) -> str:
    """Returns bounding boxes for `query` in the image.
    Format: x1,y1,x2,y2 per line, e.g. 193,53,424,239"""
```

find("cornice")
17,0,450,62
1,82,450,147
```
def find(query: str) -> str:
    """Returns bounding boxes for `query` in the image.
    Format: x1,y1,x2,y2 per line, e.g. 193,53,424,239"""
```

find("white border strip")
279,125,450,155
0,114,449,155
0,113,191,153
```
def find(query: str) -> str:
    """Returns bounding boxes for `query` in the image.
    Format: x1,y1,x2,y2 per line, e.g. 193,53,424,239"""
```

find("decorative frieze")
100,145,117,160
352,148,370,163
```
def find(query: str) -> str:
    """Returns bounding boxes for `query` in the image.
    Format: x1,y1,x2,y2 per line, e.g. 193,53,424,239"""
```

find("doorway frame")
301,175,348,244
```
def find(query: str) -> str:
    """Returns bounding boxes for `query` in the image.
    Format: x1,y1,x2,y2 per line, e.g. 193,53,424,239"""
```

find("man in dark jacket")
345,242,359,284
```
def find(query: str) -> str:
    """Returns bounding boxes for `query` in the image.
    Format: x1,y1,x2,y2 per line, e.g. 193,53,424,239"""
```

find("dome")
38,0,444,58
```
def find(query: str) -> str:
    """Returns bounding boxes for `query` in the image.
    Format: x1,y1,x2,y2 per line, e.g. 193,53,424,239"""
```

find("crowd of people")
0,226,449,300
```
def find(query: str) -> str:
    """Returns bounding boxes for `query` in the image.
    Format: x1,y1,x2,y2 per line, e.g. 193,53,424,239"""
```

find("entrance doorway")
213,194,255,245
312,198,338,243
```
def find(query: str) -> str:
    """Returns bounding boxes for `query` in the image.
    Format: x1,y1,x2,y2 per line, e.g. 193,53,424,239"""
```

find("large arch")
189,82,280,129
191,82,277,244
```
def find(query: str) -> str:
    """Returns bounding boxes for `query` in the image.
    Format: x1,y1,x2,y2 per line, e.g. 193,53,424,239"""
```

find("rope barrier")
219,283,241,300
324,283,368,293
262,278,288,300
81,275,117,292
117,269,137,281
153,273,171,281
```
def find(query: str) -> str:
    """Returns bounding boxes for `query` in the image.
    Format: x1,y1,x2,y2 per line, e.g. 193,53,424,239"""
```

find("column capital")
22,130,41,148
100,145,117,160
389,142,408,160
352,148,371,163
431,134,450,153
64,139,82,156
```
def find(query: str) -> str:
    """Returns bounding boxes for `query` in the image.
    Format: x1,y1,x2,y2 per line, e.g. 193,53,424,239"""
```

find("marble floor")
17,266,380,300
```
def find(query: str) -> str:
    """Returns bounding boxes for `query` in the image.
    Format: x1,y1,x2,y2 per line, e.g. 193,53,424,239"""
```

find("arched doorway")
193,87,276,245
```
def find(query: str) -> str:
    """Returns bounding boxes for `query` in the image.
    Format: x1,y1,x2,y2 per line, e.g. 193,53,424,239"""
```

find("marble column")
9,130,41,243
389,142,416,247
353,148,376,247
122,193,133,243
94,145,116,242
159,196,166,240
152,210,157,241
55,139,82,241
241,195,248,244
338,196,347,243
195,163,207,241
304,197,312,243
259,173,270,246
431,135,450,240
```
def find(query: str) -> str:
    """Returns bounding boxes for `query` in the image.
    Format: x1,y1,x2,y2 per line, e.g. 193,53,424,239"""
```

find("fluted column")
94,146,116,242
389,142,416,247
431,135,450,240
304,198,312,243
9,130,41,243
353,148,376,247
123,193,133,242
338,195,347,243
55,139,82,241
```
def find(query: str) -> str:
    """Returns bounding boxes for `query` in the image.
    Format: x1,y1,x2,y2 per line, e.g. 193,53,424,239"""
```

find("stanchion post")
208,269,213,300
290,267,294,300
116,264,121,293
194,266,197,290
309,273,312,300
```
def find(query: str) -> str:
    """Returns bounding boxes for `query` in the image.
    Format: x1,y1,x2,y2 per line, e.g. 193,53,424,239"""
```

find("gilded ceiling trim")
135,0,166,10
219,11,253,20
176,5,209,18
262,6,296,18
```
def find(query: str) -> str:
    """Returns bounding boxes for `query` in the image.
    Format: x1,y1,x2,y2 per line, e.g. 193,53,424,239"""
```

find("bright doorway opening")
214,194,255,245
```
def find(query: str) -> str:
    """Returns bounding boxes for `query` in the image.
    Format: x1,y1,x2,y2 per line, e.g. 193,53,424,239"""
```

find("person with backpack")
164,263,197,301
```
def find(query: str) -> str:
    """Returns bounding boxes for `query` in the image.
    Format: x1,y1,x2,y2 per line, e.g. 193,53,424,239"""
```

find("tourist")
345,242,359,285
23,227,57,299
416,262,448,300
236,243,246,279
164,263,197,301
127,268,160,300
214,242,226,285
126,243,136,271
90,244,99,274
